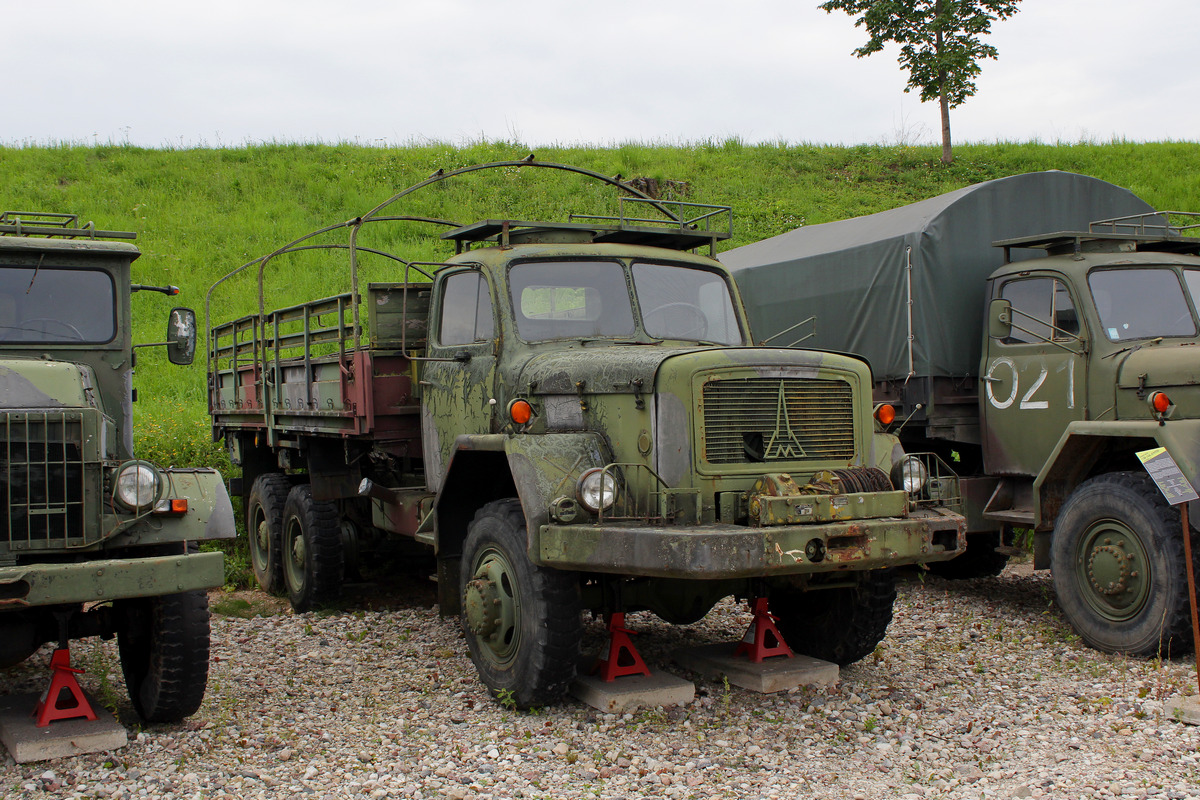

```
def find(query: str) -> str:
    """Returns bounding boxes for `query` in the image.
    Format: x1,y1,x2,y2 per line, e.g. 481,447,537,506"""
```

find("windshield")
1088,268,1197,342
0,266,117,344
508,259,743,344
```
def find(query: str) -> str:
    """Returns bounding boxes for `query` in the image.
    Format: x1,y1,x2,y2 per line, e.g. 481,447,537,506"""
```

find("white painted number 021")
985,358,1075,411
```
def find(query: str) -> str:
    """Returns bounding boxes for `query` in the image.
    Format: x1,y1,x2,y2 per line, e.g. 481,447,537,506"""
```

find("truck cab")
0,212,234,722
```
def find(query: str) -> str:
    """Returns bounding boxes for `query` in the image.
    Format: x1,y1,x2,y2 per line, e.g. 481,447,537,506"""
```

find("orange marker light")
509,399,534,425
1151,392,1172,414
874,404,896,425
171,498,188,513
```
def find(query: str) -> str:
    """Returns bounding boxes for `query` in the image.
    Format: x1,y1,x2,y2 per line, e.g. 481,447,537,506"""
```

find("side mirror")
166,307,197,365
988,299,1013,340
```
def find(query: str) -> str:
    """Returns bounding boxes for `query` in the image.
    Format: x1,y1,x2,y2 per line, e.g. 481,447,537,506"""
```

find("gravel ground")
3,562,1200,800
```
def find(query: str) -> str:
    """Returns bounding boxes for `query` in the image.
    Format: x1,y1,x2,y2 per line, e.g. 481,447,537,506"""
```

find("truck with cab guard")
207,161,966,706
0,212,235,722
724,171,1200,656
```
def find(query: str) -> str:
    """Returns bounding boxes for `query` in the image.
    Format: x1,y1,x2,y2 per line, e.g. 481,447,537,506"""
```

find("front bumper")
0,551,224,608
535,506,966,578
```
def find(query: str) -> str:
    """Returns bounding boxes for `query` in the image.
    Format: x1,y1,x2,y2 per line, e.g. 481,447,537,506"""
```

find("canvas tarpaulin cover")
721,171,1154,381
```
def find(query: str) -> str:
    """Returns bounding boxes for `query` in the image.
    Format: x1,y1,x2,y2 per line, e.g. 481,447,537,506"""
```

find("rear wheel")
281,485,344,612
769,570,897,666
116,590,211,722
1052,472,1194,655
246,473,290,595
460,499,582,708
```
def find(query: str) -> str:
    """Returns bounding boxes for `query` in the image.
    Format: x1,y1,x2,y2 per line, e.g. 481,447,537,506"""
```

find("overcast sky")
4,0,1197,149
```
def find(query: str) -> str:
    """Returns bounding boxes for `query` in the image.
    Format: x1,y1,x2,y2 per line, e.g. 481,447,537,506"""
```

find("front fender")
1034,420,1200,528
504,432,614,548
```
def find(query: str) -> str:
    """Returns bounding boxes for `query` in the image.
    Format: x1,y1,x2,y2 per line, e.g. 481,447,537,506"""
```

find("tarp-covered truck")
0,212,235,723
207,160,966,708
723,171,1200,656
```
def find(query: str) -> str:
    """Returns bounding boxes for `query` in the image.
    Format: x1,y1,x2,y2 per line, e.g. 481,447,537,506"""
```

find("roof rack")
443,198,733,256
0,211,137,241
994,211,1200,262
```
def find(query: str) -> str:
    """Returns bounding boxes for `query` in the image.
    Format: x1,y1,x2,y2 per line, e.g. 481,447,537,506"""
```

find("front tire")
460,499,582,708
1052,472,1194,655
247,473,290,595
116,591,211,723
768,570,897,666
281,484,344,612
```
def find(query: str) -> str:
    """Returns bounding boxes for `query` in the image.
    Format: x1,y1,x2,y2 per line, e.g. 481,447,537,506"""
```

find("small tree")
819,0,1020,164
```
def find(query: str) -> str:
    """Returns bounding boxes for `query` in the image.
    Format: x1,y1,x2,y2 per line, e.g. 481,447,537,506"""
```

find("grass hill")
2,139,1198,471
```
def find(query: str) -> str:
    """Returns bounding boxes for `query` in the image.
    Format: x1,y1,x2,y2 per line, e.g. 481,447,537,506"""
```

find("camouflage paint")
0,222,233,644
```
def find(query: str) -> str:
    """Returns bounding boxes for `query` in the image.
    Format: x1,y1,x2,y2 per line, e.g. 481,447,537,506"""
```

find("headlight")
115,461,163,511
891,456,927,495
577,468,618,513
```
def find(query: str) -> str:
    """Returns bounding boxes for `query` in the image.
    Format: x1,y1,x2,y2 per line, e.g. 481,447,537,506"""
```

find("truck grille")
2,411,90,549
702,377,855,464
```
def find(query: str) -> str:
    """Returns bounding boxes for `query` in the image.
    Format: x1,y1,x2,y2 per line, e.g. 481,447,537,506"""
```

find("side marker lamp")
874,404,896,425
509,399,534,426
1149,391,1172,415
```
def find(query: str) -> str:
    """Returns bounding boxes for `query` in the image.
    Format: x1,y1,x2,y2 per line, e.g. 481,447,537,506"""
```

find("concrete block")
570,670,695,713
673,642,838,693
0,693,127,763
1168,695,1200,725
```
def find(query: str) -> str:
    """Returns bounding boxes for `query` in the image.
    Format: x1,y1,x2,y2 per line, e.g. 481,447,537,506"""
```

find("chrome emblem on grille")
763,382,807,459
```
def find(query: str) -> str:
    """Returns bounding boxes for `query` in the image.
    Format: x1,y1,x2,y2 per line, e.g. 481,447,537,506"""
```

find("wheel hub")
291,534,307,569
1086,537,1135,596
464,576,502,637
1078,524,1149,621
256,520,270,552
463,549,519,666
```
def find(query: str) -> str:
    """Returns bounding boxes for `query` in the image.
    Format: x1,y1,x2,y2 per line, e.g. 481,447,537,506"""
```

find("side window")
438,271,494,346
999,277,1078,344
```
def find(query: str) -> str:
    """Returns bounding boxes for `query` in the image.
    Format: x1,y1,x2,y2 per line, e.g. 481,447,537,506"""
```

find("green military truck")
206,160,966,707
724,171,1200,656
0,212,234,722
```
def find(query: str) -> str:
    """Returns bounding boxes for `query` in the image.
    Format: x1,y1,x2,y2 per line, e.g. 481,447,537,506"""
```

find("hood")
0,358,98,409
1115,344,1200,390
519,346,710,396
1114,343,1200,419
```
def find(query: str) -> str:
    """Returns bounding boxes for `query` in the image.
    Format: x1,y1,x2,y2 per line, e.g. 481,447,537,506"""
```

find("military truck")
206,160,966,707
724,171,1200,656
0,212,235,722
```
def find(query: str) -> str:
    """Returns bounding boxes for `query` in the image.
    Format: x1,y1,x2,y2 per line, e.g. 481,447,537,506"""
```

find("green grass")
2,138,1198,468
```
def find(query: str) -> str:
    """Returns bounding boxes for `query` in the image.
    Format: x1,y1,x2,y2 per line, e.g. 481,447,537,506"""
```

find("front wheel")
1052,472,1194,655
460,499,582,708
768,570,897,666
116,591,211,723
281,484,344,612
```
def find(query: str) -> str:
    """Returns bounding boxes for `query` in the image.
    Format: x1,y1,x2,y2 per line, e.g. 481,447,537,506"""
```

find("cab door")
980,274,1087,477
420,268,497,493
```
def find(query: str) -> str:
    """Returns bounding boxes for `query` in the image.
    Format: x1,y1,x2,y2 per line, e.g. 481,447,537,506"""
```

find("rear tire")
247,473,290,595
116,590,211,723
281,485,344,612
460,499,582,708
769,570,897,666
1052,472,1194,655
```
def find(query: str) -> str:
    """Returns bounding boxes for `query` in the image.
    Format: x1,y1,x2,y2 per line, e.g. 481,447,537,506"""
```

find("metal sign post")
1137,448,1200,703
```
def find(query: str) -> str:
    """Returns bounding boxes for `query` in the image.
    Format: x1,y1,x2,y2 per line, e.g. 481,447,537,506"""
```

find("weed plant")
1,139,1197,472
